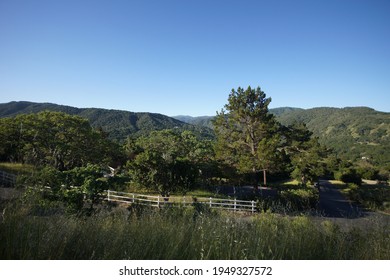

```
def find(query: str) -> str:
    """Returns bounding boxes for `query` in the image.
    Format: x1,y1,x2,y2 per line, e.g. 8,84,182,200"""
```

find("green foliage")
335,168,362,185
347,183,390,212
213,87,330,186
275,107,390,167
126,130,215,194
279,187,319,211
289,136,329,185
2,101,388,169
0,111,121,170
354,160,381,180
19,164,109,214
213,86,284,185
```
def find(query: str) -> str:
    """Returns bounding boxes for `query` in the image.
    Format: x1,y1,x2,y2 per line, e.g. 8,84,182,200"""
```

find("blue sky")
1,0,389,116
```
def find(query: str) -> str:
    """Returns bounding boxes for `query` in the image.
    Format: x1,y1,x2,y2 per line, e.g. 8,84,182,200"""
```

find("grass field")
1,200,389,260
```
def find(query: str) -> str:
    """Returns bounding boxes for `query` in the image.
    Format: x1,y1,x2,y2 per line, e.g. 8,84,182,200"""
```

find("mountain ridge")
0,101,213,141
1,101,389,165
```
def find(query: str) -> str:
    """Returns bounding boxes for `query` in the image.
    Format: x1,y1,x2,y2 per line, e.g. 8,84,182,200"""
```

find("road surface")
317,180,364,218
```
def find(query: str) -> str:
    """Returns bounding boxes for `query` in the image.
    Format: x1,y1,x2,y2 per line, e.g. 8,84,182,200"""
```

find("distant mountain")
172,115,215,129
0,101,213,141
1,102,388,165
269,107,304,116
275,107,390,165
174,106,390,166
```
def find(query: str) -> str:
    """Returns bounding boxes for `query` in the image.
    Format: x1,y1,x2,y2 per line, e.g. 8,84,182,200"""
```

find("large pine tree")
213,86,282,187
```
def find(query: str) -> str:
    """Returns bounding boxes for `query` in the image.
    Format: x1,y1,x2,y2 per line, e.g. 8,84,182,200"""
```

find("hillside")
0,101,213,141
1,102,389,165
276,107,390,165
174,107,390,166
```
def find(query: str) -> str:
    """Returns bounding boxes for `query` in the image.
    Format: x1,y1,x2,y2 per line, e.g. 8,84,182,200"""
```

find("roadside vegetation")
340,182,390,214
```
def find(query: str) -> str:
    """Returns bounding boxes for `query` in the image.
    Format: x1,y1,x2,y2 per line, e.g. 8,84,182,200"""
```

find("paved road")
317,180,367,218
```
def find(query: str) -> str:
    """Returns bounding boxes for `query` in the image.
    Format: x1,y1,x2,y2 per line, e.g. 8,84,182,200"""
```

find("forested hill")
0,101,213,141
276,107,390,165
1,102,389,165
174,107,390,166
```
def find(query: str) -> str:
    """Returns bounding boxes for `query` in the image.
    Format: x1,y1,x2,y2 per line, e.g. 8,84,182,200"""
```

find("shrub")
357,167,379,180
279,187,319,211
348,183,390,211
335,168,362,185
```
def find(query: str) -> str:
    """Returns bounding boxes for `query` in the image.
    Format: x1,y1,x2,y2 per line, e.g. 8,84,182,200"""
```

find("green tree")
0,111,120,170
285,122,328,185
335,167,362,185
213,86,282,187
126,130,212,194
65,164,108,213
290,137,328,185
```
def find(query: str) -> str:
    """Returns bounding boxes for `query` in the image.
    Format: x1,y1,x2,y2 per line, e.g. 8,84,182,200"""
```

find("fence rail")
107,190,256,213
0,170,16,187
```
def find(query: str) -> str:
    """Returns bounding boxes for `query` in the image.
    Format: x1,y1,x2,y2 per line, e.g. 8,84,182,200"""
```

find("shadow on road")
317,180,368,219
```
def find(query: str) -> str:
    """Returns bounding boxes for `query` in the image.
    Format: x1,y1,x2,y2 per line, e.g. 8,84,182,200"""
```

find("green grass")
122,185,229,200
1,201,389,260
281,179,300,186
0,162,35,175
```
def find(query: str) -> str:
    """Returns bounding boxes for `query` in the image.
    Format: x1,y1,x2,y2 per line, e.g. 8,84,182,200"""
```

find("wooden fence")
0,170,16,187
107,190,256,213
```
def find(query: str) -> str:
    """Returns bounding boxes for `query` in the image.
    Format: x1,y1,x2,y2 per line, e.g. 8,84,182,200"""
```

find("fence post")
251,200,255,213
183,196,186,207
209,197,212,208
107,190,111,201
158,196,160,208
234,198,237,211
132,194,135,203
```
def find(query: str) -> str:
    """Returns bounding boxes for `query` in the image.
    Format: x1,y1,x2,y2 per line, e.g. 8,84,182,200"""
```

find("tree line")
1,86,385,200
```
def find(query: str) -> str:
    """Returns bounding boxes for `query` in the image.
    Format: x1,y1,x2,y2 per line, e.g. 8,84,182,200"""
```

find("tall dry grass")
1,201,389,260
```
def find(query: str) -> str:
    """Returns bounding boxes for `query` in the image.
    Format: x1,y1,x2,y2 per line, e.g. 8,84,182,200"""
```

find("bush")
18,164,110,214
347,183,390,211
279,187,319,211
335,168,362,185
357,167,379,180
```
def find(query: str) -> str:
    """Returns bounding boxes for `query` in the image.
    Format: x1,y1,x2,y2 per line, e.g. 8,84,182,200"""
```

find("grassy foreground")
1,202,389,260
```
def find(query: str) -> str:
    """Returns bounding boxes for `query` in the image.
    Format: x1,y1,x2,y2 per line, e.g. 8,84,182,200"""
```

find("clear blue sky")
1,0,389,116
